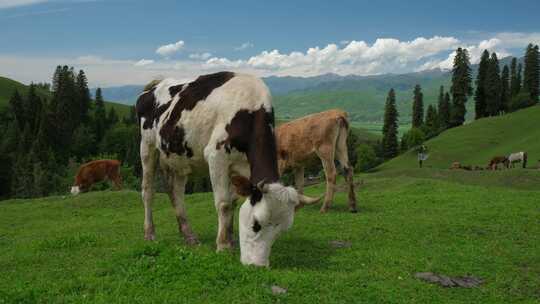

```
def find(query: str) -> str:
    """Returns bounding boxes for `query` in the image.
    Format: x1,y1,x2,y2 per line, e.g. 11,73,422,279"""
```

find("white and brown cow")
136,72,318,267
276,110,358,213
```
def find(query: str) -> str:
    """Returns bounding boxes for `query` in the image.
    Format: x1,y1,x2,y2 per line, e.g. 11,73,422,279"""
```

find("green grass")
379,105,540,171
1,173,539,303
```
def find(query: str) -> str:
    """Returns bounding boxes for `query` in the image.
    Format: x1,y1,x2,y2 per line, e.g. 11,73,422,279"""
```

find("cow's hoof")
216,243,234,252
144,234,156,241
319,207,329,213
349,208,358,213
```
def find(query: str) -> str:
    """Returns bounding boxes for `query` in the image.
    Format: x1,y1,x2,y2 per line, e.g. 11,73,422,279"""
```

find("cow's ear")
231,176,253,197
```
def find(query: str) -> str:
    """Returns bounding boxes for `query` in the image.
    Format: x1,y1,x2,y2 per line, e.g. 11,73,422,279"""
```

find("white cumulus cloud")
0,0,48,9
234,42,254,51
156,40,185,57
189,52,212,60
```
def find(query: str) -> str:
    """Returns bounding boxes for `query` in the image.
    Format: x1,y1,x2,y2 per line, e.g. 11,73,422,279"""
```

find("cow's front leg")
207,152,235,251
163,168,199,245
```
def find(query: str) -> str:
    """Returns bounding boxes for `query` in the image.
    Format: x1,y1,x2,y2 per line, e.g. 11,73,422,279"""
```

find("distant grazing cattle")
488,156,509,170
136,72,318,267
71,159,122,195
450,162,461,170
507,152,528,168
276,109,357,213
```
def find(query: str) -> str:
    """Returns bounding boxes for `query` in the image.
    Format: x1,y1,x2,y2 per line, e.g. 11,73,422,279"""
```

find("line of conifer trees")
382,43,539,160
0,66,140,199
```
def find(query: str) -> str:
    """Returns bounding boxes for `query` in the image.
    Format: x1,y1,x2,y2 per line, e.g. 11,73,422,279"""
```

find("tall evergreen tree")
411,84,424,128
382,89,399,159
107,107,119,127
437,86,449,130
76,70,91,125
523,43,540,104
25,84,43,133
9,90,24,130
516,63,523,95
485,53,502,116
450,48,473,127
94,88,107,143
424,104,439,138
500,65,510,113
510,57,520,97
474,50,490,119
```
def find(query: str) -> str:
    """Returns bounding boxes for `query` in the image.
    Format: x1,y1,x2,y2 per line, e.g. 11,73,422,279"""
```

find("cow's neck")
247,108,280,184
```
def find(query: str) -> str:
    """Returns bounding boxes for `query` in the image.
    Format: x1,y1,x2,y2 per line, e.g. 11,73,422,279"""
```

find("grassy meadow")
1,169,539,303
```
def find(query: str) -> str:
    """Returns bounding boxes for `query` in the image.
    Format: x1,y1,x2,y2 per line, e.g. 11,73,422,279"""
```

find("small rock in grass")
271,285,287,295
329,240,352,248
414,272,483,288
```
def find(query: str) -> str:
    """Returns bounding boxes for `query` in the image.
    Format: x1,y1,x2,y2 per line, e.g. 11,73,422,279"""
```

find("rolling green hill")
0,76,132,116
379,105,540,171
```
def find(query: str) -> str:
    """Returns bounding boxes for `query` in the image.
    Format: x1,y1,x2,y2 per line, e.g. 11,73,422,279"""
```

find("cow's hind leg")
110,167,123,190
141,142,158,241
207,150,235,251
163,167,199,245
335,126,358,213
318,144,337,213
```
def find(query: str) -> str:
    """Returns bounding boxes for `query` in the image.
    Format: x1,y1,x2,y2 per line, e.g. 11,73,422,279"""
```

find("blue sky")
1,0,539,86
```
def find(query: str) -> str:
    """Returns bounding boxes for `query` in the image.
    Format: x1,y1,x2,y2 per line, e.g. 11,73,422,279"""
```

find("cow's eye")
252,220,262,233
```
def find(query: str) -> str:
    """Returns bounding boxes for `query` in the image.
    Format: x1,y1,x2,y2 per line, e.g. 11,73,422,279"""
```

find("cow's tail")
335,114,351,172
523,152,527,168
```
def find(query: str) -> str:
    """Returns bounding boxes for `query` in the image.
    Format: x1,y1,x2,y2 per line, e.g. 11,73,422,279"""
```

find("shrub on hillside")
355,144,381,172
400,128,426,152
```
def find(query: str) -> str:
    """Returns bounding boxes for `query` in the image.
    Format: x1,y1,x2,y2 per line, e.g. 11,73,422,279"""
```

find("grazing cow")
276,109,357,213
488,156,509,170
507,152,528,168
70,159,122,195
136,72,318,267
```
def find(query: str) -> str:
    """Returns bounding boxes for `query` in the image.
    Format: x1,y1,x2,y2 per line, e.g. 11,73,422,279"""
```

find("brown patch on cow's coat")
73,159,122,192
220,107,280,184
231,175,263,205
159,71,235,157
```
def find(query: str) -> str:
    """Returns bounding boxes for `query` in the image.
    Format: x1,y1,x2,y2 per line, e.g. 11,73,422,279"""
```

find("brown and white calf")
136,72,318,267
70,159,122,195
276,109,358,213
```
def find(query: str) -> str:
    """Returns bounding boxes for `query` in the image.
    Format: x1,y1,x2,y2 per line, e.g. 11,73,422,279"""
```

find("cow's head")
232,176,319,267
70,186,81,195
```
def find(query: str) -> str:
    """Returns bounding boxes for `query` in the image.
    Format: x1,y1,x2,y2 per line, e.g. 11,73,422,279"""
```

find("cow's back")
137,72,273,169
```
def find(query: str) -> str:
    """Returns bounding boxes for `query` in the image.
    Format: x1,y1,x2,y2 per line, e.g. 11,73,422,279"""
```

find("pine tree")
450,48,473,127
437,86,450,130
523,43,540,104
424,104,439,138
500,65,510,113
411,84,424,128
382,89,399,159
107,107,119,127
76,70,91,125
25,84,43,133
516,63,522,95
474,50,490,119
510,57,520,97
94,88,107,143
9,90,25,130
485,53,501,116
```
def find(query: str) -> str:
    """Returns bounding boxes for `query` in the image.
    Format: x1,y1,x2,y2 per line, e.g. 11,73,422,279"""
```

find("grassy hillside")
1,174,539,303
0,76,131,116
379,105,540,171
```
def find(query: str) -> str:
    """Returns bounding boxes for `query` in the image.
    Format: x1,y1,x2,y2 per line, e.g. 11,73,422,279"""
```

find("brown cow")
70,159,122,195
488,156,509,170
276,109,357,213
